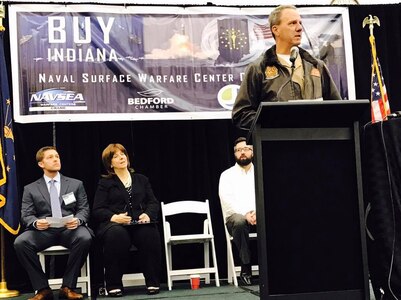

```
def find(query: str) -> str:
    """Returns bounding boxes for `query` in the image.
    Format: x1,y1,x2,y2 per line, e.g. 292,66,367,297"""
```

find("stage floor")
11,281,260,300
9,278,378,299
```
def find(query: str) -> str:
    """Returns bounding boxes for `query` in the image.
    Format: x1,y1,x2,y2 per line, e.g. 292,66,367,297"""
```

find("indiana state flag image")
215,18,250,65
0,28,20,235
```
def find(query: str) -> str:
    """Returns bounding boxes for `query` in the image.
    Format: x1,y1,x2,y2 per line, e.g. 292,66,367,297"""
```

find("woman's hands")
110,212,150,224
111,212,132,225
138,213,150,223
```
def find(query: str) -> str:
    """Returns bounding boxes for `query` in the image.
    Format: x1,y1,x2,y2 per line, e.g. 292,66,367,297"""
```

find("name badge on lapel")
62,192,76,205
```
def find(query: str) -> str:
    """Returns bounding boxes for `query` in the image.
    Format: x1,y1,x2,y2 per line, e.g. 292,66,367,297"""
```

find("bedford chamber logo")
128,89,174,109
30,88,87,112
217,84,240,110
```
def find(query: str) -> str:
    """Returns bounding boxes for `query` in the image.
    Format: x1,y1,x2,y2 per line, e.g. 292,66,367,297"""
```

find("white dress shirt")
219,163,256,220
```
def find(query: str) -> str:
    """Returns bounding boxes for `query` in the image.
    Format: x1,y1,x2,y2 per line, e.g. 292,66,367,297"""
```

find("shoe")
147,287,160,295
59,287,84,300
241,263,251,276
108,289,123,297
29,288,54,300
239,272,252,286
98,287,107,296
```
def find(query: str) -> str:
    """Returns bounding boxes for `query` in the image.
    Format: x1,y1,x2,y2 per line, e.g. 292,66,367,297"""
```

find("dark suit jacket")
91,172,159,239
21,174,90,228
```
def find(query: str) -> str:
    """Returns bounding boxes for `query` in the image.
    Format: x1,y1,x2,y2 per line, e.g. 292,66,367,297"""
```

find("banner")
0,29,19,235
9,5,355,123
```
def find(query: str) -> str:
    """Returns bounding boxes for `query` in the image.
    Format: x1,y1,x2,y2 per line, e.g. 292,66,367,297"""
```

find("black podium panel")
263,139,363,294
250,100,370,300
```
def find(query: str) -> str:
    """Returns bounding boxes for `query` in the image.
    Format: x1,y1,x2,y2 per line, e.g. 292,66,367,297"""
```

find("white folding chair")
38,245,91,296
161,199,220,290
97,244,145,296
98,273,144,296
122,273,145,287
222,211,258,286
122,245,145,287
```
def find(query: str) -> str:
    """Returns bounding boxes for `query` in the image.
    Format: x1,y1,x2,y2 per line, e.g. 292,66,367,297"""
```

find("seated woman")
92,143,161,296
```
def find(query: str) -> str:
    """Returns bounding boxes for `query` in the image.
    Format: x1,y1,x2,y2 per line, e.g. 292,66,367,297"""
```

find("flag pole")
0,2,4,31
362,14,390,122
363,16,386,103
0,227,19,298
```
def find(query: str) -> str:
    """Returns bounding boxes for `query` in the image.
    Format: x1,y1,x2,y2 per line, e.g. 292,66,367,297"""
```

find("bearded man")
219,137,256,286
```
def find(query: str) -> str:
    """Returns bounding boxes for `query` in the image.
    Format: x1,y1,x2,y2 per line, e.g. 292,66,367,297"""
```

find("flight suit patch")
265,66,279,79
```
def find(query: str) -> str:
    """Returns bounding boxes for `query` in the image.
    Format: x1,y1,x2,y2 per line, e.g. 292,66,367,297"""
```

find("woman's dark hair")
101,143,133,177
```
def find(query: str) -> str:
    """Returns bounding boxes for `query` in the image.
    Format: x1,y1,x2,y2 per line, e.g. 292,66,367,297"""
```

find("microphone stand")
289,61,296,100
276,61,296,101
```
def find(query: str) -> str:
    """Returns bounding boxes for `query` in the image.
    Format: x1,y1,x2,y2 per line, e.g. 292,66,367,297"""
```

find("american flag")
370,37,390,122
253,23,273,40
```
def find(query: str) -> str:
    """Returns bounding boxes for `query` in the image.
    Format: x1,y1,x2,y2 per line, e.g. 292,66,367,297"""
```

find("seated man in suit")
219,137,256,286
14,146,92,300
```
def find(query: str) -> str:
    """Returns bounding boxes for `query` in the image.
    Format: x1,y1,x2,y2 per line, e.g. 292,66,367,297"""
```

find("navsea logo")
217,84,240,110
128,89,174,110
29,88,87,111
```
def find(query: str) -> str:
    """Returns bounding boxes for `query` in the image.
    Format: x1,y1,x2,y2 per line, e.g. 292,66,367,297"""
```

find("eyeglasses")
234,146,253,153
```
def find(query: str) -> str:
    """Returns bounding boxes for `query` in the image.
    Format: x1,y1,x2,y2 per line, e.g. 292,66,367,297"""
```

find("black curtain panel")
8,119,242,291
363,118,401,299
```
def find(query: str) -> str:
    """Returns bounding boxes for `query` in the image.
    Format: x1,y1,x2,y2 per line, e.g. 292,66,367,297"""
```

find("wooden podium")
248,100,370,299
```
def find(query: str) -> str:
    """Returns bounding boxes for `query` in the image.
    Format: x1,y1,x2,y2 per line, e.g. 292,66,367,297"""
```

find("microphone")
289,46,299,66
387,111,401,119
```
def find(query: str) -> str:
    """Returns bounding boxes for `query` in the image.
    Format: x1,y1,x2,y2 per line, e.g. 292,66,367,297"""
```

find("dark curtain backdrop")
363,118,401,299
3,3,401,294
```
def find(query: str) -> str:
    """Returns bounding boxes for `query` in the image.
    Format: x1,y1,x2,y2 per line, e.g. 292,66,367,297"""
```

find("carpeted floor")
6,278,378,299
8,281,260,300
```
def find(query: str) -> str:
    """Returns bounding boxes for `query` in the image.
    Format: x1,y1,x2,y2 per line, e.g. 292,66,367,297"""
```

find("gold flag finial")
362,15,380,37
0,2,4,31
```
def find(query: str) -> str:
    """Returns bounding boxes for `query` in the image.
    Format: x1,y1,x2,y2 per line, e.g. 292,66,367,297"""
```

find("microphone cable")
276,64,296,101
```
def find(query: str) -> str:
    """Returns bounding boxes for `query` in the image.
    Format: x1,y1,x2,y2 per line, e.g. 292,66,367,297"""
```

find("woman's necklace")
123,175,132,188
118,171,132,188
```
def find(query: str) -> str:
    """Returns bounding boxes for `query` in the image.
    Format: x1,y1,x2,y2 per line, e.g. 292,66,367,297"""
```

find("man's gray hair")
269,5,297,39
